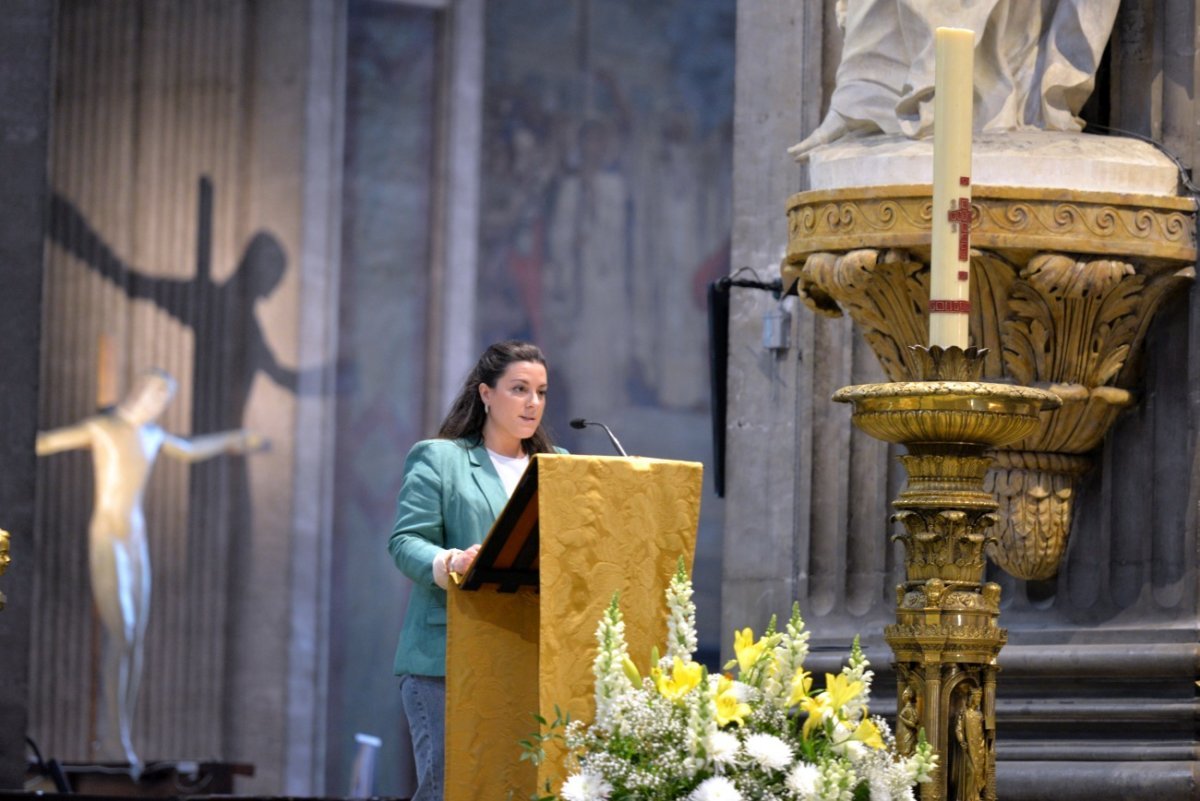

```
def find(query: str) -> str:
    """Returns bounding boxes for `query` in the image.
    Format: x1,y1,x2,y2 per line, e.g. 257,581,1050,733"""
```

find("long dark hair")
437,340,555,454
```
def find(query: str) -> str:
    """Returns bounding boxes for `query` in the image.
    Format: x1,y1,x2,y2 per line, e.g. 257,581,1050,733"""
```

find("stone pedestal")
786,131,1196,581
803,131,1180,195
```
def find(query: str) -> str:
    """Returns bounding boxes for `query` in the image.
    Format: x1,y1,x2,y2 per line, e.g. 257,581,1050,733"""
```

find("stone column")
0,1,51,789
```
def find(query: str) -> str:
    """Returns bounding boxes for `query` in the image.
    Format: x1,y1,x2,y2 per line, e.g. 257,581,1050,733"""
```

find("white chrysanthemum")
743,732,794,771
880,746,930,801
560,769,613,801
786,762,821,800
705,730,740,767
868,772,891,801
844,740,868,762
861,755,921,801
690,775,743,801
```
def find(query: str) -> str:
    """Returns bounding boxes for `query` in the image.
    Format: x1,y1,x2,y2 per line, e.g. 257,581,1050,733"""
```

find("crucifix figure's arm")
36,423,93,455
161,430,268,463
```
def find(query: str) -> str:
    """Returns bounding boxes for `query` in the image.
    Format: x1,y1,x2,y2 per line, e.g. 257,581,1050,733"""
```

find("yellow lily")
800,694,829,739
850,717,885,750
801,674,864,739
715,675,751,727
653,656,703,702
732,627,768,674
785,667,813,707
822,673,864,714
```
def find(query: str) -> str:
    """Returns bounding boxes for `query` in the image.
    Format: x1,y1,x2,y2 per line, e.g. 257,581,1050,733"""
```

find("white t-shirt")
486,448,530,498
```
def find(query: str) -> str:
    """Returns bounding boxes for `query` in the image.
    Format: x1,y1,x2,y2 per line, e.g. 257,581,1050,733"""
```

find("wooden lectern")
444,453,703,801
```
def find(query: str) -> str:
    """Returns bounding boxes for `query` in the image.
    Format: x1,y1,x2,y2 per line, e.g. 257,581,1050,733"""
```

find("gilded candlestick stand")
834,346,1059,801
0,528,9,610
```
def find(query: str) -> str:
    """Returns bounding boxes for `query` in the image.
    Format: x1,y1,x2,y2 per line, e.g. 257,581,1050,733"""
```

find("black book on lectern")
459,454,542,593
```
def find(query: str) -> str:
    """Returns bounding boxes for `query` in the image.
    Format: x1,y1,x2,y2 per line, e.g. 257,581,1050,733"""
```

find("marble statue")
36,368,267,774
791,0,1121,156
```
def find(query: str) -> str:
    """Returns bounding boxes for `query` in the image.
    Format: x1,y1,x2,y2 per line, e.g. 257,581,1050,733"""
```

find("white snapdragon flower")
592,597,633,732
815,759,856,801
686,667,718,773
764,603,811,705
903,736,938,784
705,730,740,768
665,559,699,662
840,637,874,720
690,776,744,801
560,769,613,801
743,732,794,772
786,762,821,800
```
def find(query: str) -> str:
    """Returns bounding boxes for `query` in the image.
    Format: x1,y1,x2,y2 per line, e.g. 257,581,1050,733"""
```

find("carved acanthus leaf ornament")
789,186,1196,580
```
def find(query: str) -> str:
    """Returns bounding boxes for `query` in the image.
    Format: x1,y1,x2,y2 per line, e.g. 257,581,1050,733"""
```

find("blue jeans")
400,675,445,801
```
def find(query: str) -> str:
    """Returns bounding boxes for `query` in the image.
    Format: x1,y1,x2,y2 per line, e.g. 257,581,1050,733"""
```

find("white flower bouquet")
536,561,936,801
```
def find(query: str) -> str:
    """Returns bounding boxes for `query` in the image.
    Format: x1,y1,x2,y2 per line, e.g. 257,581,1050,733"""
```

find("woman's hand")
448,544,481,576
433,544,482,589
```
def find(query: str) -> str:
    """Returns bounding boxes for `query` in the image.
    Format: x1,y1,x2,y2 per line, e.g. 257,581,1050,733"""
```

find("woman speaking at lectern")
388,340,561,801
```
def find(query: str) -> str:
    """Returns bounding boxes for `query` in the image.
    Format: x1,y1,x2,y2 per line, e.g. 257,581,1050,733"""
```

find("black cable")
707,268,788,498
25,736,72,793
728,265,766,282
714,266,783,297
24,736,45,771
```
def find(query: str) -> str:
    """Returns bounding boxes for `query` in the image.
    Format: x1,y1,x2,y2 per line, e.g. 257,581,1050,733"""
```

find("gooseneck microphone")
569,418,628,457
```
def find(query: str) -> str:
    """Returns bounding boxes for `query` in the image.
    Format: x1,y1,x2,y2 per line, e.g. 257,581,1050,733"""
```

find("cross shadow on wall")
48,177,331,417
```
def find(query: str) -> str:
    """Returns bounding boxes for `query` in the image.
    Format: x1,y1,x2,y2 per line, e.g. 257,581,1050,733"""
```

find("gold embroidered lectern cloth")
445,454,703,801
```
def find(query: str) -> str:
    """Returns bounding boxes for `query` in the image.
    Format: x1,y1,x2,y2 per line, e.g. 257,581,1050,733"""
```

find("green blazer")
388,437,563,677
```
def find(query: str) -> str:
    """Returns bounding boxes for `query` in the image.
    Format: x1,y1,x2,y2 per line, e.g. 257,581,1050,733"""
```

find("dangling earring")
484,403,490,415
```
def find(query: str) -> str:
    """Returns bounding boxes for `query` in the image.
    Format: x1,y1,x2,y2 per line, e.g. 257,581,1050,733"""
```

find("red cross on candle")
947,197,971,261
